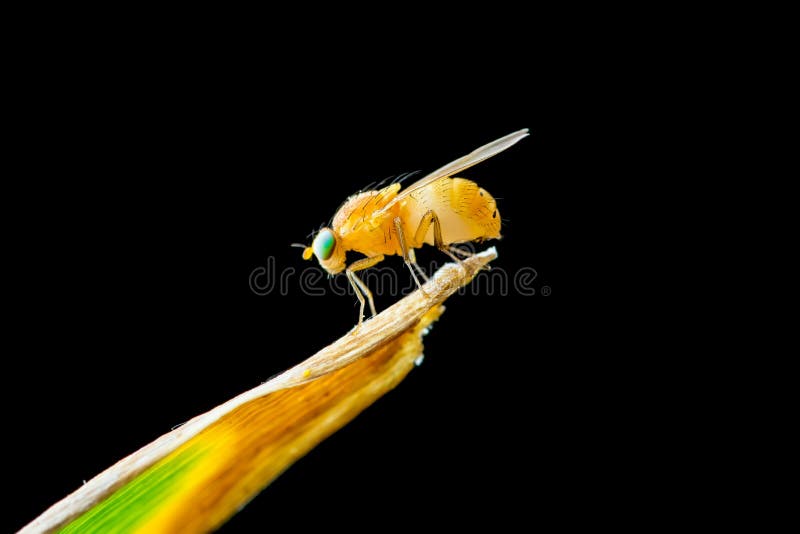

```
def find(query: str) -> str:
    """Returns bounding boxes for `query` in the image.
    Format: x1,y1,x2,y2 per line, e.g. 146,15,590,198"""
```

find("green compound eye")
313,229,336,261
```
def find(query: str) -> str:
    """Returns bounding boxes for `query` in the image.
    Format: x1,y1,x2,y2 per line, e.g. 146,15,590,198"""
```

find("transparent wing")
378,128,529,213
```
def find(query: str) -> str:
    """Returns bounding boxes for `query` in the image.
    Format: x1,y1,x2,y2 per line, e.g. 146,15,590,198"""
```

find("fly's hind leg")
393,216,428,294
415,210,464,266
346,254,384,332
448,243,491,272
449,244,475,259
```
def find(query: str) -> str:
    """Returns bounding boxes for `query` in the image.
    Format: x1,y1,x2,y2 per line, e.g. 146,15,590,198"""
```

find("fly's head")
298,227,345,275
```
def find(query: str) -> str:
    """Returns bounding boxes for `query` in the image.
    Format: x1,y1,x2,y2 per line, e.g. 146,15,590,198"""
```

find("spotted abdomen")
402,177,501,247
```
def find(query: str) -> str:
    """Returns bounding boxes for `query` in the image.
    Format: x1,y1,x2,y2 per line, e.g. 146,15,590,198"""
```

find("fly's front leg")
346,254,384,331
394,216,428,293
415,210,464,265
345,271,366,330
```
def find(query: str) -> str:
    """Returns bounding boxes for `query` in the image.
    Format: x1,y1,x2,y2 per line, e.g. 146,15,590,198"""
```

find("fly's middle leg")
393,216,428,294
406,245,430,284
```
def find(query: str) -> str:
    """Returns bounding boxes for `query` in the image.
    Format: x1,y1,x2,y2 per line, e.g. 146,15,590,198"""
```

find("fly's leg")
393,216,428,294
346,255,384,332
345,271,366,331
415,210,464,265
449,245,475,259
448,243,491,272
407,247,429,283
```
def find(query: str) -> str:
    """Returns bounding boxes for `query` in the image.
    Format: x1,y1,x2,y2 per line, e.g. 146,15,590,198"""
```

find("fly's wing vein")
376,129,529,214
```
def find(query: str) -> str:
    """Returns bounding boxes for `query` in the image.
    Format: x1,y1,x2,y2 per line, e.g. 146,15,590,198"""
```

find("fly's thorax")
331,183,403,258
336,211,403,258
332,184,401,236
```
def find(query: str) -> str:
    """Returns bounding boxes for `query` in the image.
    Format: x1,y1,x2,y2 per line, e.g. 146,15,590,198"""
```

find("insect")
295,129,529,328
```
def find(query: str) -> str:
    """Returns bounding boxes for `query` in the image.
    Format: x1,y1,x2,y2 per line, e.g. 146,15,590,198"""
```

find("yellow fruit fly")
295,129,529,327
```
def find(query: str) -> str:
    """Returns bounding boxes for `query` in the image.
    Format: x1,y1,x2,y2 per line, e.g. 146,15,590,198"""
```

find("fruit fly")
295,129,529,327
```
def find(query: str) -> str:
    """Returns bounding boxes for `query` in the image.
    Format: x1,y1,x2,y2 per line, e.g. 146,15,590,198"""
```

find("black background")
6,66,641,531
